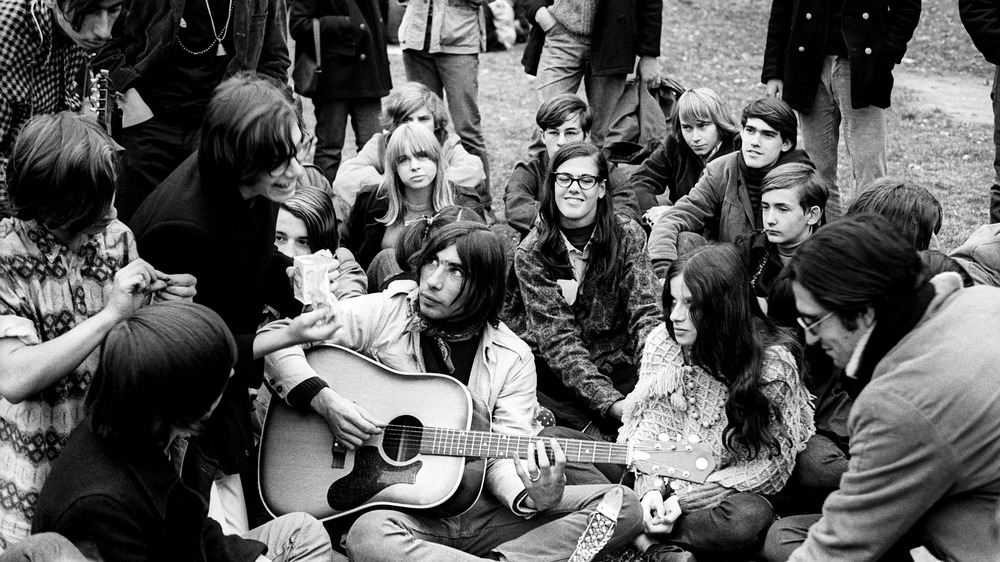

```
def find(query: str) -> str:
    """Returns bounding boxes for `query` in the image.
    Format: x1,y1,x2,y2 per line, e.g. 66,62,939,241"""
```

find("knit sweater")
621,324,815,504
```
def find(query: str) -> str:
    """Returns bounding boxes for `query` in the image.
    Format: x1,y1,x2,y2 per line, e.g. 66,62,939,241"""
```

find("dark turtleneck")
561,222,597,252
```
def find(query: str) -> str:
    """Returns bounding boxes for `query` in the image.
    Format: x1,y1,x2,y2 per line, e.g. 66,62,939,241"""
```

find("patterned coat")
503,216,662,427
0,219,137,547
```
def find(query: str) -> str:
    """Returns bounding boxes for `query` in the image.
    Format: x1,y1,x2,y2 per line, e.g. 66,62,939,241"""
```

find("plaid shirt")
0,0,88,214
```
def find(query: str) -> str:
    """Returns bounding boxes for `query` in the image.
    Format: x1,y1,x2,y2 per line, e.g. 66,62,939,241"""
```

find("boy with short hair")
503,93,640,238
648,98,814,277
741,162,829,310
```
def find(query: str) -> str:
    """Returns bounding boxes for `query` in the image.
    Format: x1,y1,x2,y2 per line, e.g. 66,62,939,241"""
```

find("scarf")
845,279,936,398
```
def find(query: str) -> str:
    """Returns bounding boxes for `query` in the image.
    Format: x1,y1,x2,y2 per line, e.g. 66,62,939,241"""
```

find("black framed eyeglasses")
553,173,600,191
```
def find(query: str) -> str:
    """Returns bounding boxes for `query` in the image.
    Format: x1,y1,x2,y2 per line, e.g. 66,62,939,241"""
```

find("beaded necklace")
177,0,233,56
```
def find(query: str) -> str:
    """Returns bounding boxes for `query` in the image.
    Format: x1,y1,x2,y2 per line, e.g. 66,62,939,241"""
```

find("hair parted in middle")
673,88,739,140
396,205,486,271
377,123,455,226
665,243,800,460
413,222,507,326
536,142,625,285
381,81,451,145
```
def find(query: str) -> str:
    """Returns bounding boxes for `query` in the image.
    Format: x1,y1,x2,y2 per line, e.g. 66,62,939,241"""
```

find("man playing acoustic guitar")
263,222,644,561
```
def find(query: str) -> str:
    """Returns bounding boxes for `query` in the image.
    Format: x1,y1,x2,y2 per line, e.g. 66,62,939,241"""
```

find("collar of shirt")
559,229,592,283
845,320,877,379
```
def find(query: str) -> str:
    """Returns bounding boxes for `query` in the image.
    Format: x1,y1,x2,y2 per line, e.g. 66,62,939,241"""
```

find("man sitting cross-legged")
504,93,641,239
263,222,643,562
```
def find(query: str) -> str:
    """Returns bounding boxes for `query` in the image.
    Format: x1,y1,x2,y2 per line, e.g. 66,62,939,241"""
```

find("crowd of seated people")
1,0,1000,560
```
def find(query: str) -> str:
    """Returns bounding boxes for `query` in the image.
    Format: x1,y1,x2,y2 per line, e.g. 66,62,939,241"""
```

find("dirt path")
895,70,994,126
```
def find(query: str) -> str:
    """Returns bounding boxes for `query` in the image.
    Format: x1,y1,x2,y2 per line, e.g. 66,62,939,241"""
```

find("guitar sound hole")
383,415,423,462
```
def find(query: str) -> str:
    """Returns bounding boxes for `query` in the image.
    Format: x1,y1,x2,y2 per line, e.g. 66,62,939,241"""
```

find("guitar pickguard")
327,446,423,510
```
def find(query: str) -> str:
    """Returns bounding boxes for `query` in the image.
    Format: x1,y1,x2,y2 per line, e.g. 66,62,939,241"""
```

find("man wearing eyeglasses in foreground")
648,98,813,279
504,93,640,239
761,213,1000,562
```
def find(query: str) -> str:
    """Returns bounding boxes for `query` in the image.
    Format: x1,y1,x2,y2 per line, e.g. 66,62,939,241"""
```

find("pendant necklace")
177,0,234,56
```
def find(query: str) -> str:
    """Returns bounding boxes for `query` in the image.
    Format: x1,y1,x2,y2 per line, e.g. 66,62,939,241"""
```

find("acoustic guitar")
258,345,716,522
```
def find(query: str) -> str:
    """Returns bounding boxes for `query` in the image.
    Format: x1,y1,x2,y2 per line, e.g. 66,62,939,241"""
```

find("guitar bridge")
331,442,346,469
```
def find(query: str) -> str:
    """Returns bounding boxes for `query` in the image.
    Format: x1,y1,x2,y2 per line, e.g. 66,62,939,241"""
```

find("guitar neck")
399,426,632,465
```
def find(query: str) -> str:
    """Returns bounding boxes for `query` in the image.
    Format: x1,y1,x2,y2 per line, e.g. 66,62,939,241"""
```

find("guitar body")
258,345,488,522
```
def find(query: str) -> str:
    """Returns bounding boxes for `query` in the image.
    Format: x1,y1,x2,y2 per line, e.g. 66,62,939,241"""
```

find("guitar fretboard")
382,424,630,464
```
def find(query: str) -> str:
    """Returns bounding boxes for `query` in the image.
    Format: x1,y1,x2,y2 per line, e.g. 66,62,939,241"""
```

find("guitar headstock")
628,440,716,484
88,69,115,136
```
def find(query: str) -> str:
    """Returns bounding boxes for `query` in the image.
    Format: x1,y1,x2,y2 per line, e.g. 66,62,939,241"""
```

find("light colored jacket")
398,0,486,54
263,284,538,512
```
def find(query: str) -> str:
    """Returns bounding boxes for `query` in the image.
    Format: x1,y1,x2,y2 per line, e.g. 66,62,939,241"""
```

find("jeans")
313,98,382,183
117,115,200,224
534,24,628,149
346,484,642,562
242,512,342,562
769,434,849,516
990,65,1000,224
403,49,492,211
798,55,887,216
760,513,928,562
663,493,775,559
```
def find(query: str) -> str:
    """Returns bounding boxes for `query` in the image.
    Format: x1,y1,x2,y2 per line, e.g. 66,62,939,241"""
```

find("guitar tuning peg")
657,433,669,442
687,434,700,444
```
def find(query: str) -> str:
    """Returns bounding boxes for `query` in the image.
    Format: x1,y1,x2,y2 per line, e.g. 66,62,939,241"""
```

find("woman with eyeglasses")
622,243,815,561
503,142,662,440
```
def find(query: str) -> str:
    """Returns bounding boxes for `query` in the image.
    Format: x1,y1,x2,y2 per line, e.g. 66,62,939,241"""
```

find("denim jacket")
262,284,540,513
93,0,290,93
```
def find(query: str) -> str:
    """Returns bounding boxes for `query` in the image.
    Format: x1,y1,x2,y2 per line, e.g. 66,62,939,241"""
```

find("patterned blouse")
622,324,816,504
0,218,136,548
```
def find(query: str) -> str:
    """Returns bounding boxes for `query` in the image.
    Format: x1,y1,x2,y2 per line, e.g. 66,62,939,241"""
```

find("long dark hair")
664,244,799,460
536,142,622,284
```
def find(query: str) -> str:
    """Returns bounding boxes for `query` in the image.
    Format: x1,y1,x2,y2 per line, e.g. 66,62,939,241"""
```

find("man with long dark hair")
762,213,1000,561
264,223,643,561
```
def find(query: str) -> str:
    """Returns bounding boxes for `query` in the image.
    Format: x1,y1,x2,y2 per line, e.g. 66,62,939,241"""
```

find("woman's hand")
511,438,567,512
640,491,682,535
675,482,734,512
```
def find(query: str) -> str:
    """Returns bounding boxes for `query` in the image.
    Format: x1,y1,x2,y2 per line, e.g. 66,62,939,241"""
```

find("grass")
307,0,994,252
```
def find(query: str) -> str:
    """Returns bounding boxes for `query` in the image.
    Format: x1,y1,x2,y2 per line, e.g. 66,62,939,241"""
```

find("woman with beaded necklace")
621,244,815,561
